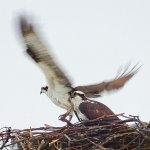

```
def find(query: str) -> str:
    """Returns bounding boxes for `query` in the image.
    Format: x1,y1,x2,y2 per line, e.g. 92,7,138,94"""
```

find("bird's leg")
59,115,72,125
58,108,73,125
74,110,81,122
68,113,73,122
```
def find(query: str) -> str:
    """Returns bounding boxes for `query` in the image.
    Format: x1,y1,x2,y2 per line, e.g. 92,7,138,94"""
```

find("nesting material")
0,115,150,150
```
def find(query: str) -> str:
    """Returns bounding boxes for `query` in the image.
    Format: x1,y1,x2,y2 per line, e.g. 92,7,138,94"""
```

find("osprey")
19,16,139,123
70,91,120,121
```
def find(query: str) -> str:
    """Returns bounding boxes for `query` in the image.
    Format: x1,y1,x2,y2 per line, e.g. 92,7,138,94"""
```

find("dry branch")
0,115,150,150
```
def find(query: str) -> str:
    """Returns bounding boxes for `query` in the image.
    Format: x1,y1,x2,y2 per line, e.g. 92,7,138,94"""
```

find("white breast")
47,85,71,110
71,96,88,120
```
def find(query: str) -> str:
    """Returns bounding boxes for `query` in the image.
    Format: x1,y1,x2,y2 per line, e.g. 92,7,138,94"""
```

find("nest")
0,114,150,150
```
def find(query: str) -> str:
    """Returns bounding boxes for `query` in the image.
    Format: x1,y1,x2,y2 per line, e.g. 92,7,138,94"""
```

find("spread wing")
79,100,119,120
19,16,72,92
75,64,140,98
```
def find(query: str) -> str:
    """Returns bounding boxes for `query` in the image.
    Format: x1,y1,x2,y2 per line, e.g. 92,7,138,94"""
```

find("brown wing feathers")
19,16,44,63
75,64,140,98
79,100,119,120
19,16,72,87
20,16,33,36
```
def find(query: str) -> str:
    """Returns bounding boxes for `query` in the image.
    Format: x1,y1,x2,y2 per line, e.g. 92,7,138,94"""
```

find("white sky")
0,1,150,129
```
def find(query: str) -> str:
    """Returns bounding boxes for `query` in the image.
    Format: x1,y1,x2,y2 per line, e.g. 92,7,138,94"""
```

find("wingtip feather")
19,16,33,36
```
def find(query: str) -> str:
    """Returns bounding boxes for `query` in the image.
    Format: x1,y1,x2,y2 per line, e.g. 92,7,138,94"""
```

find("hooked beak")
40,90,42,95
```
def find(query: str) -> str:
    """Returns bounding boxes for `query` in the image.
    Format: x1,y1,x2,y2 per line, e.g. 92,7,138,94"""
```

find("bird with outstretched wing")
18,16,139,124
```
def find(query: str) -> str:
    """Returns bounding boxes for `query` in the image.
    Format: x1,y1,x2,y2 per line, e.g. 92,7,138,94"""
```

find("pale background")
0,0,150,129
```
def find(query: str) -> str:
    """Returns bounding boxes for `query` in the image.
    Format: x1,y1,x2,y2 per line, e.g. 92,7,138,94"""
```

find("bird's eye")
42,86,48,91
70,91,76,98
73,92,77,96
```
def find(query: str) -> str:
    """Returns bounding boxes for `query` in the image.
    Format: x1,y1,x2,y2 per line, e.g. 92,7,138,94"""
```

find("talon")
58,114,72,126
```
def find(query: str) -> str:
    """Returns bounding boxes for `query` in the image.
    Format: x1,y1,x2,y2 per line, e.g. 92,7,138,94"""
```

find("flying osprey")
19,16,139,124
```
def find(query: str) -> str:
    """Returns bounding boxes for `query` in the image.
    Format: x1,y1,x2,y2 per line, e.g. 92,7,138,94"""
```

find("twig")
0,127,11,150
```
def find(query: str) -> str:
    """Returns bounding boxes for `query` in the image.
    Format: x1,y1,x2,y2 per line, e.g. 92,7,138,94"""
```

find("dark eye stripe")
42,86,48,91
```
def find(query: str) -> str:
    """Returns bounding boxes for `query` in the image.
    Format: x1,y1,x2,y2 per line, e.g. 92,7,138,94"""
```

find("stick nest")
0,114,150,150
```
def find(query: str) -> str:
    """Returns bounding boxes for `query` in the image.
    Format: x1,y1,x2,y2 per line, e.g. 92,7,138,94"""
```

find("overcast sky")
0,1,150,129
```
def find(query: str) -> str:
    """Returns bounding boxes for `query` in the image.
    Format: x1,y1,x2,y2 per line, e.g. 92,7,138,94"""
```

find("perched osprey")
19,16,139,123
70,91,120,121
